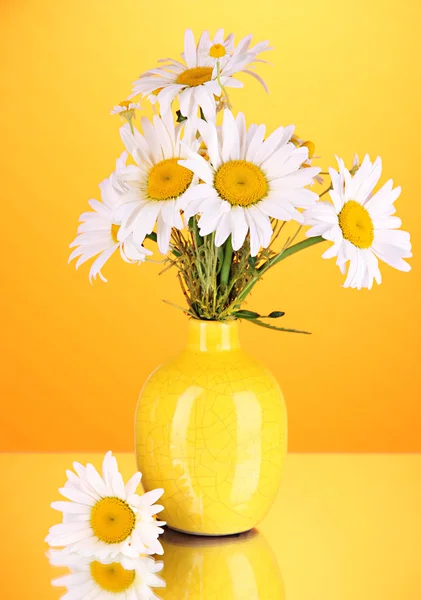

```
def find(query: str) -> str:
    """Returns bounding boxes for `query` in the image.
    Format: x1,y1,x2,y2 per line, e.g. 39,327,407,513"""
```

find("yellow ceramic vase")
135,319,287,535
159,529,285,599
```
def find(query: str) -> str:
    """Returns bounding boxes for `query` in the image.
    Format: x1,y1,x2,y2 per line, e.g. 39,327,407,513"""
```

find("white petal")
179,86,194,119
125,472,142,498
141,117,164,164
184,29,197,68
89,245,119,283
215,212,232,246
230,206,248,250
179,156,214,185
245,124,266,163
197,119,221,168
58,487,95,506
139,488,164,507
365,181,401,217
254,125,287,165
120,124,153,167
195,85,217,122
242,69,269,92
157,84,184,114
157,211,172,254
373,215,402,230
221,110,240,162
198,211,223,236
51,501,90,514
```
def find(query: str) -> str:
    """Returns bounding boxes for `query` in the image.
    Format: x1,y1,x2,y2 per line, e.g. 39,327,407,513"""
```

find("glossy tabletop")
1,453,420,599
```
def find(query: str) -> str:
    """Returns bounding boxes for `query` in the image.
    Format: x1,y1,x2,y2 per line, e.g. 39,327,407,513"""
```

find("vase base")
167,524,253,538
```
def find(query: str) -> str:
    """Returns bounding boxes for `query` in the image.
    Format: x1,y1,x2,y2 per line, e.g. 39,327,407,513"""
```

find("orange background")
1,0,420,452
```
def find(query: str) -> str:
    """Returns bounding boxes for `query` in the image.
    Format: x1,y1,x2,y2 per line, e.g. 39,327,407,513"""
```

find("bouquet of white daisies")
70,28,412,333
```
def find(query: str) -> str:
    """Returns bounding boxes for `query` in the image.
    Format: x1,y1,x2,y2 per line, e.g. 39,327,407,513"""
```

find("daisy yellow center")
119,101,131,110
176,66,213,87
210,43,226,58
214,160,268,207
90,561,135,593
90,497,136,544
338,200,374,249
147,158,193,200
111,224,120,243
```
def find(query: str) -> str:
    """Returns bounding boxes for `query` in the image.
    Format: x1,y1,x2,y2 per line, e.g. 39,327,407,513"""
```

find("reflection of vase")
135,319,287,535
160,529,285,599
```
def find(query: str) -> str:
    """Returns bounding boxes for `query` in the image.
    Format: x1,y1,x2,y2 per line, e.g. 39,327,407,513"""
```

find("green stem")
220,235,233,287
319,185,332,198
189,216,202,249
259,235,325,273
216,61,232,110
237,235,325,303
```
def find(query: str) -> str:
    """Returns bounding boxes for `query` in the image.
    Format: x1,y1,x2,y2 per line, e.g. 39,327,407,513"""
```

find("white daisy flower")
220,32,272,93
50,553,165,600
69,153,152,283
45,451,166,559
130,29,271,121
197,28,235,68
110,101,141,116
116,110,200,254
304,155,412,289
111,101,141,135
178,110,321,256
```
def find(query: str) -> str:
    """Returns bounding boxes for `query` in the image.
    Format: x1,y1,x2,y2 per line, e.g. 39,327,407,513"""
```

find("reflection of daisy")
69,154,152,283
304,155,412,289
130,29,271,121
197,28,234,67
179,110,320,256
46,451,165,558
116,111,200,254
50,553,165,600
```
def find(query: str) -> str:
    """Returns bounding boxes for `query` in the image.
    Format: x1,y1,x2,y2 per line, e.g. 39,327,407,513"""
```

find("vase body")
135,319,287,535
160,529,285,599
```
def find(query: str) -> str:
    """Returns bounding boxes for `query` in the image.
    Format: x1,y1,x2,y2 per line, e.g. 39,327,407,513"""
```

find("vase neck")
186,320,241,352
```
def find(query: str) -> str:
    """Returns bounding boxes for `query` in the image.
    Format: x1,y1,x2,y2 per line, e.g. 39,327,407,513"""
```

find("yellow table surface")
1,453,420,599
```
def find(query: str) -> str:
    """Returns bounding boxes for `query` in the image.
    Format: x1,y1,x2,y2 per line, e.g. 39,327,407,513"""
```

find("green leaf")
162,299,196,318
176,110,187,123
234,310,261,319
245,319,311,335
234,310,285,320
216,246,224,274
220,235,233,287
258,236,325,273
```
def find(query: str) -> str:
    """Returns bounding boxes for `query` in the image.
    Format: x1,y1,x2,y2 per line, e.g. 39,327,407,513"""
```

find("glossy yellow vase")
135,319,287,535
160,529,285,599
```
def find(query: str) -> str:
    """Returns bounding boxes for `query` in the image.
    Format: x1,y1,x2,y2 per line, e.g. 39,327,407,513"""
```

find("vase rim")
188,318,238,325
187,318,240,351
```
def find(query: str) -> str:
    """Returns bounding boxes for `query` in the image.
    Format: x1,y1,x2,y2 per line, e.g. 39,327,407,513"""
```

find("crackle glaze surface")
135,320,287,535
160,529,285,599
